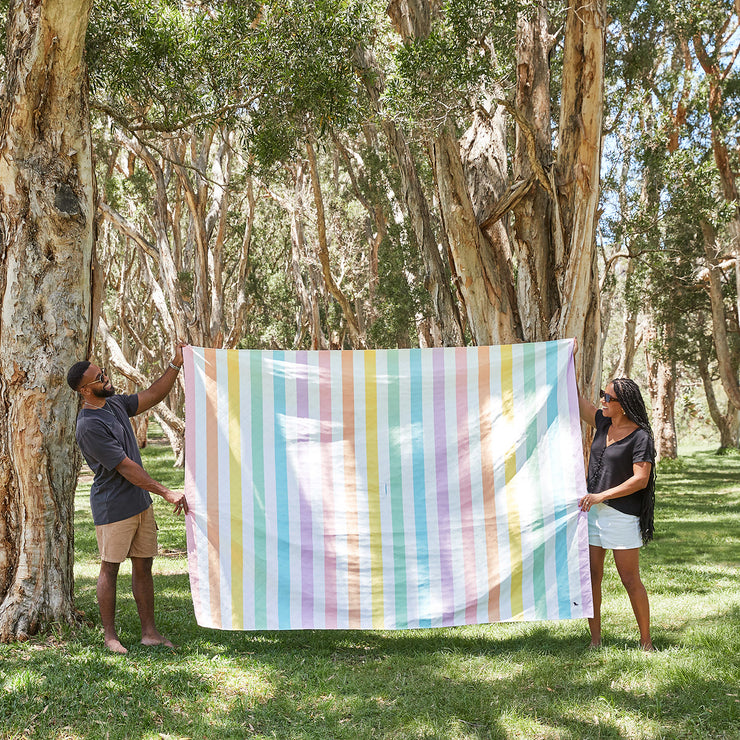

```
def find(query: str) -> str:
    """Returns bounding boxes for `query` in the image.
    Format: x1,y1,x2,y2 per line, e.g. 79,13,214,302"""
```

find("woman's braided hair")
612,378,656,543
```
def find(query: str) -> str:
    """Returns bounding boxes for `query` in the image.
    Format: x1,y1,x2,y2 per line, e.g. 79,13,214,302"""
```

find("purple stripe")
296,350,314,626
319,352,337,627
433,349,454,625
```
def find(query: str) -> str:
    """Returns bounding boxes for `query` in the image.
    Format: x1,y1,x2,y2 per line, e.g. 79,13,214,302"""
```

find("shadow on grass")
4,450,735,738
2,609,738,739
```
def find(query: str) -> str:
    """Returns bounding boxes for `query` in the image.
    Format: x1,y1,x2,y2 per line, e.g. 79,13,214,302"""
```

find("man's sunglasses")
80,368,107,389
599,389,619,403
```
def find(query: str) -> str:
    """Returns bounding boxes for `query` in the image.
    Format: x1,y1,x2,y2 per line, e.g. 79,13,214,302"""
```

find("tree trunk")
693,31,740,328
512,4,556,342
0,0,94,640
113,132,189,341
697,350,739,450
616,258,639,378
554,0,605,397
701,219,740,409
431,128,521,345
289,159,327,350
645,324,678,460
652,358,678,461
225,168,255,349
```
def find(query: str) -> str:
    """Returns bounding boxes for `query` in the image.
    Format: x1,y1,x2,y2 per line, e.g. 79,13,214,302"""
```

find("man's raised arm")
136,340,186,414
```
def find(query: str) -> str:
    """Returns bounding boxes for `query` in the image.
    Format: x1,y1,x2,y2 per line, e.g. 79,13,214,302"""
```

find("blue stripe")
549,341,571,618
524,343,548,620
272,351,291,629
410,350,430,628
250,351,267,629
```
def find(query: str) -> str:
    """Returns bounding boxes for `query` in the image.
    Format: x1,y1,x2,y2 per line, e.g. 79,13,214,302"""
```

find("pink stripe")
455,347,478,623
183,347,202,622
478,346,500,622
319,351,338,627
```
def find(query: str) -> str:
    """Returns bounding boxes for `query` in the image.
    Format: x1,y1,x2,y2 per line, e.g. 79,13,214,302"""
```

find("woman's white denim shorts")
588,502,642,550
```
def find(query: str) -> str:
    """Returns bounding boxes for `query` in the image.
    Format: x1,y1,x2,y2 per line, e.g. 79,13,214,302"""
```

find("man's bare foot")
104,637,128,654
640,640,655,652
587,640,602,650
141,631,176,648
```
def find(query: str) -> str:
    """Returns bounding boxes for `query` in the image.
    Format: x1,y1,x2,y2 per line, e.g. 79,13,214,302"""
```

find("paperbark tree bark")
701,220,740,410
615,259,639,378
645,323,678,460
432,127,521,345
512,5,556,342
554,0,605,397
0,0,94,640
697,349,739,450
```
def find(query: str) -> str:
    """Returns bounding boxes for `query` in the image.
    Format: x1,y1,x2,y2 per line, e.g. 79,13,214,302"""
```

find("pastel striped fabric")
183,340,592,631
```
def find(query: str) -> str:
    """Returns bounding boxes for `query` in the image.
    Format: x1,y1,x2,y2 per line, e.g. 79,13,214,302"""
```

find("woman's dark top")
587,410,654,517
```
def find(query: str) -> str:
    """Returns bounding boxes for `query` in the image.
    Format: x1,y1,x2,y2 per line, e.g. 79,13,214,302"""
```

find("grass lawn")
1,441,738,739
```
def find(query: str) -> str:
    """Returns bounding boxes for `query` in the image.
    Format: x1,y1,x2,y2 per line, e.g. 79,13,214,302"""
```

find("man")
67,342,189,654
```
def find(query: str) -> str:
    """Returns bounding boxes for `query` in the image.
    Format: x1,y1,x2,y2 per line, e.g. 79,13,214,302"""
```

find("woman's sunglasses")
599,389,619,403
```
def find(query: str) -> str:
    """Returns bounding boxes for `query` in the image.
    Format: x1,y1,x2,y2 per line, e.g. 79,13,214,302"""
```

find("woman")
578,378,656,651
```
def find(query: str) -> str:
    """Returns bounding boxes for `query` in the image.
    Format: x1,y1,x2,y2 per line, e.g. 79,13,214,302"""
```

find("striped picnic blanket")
183,340,592,630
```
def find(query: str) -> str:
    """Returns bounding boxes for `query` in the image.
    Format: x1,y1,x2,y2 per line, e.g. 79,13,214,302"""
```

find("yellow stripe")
228,349,244,629
364,350,384,627
501,344,523,618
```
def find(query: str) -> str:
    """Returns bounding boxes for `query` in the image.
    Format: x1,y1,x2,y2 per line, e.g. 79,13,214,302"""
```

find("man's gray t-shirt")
75,394,152,525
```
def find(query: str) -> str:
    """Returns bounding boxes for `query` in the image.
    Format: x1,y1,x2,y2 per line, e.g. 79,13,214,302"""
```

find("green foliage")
88,0,372,164
367,225,430,348
88,0,219,127
238,199,301,349
246,1,373,167
383,0,526,129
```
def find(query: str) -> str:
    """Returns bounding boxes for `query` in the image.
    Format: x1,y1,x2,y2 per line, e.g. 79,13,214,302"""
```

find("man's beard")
92,385,115,398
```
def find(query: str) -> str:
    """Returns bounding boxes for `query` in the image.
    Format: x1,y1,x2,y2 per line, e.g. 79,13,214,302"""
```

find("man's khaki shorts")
95,505,158,563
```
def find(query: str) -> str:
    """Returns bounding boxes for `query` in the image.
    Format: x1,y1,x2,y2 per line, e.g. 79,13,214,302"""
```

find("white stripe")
331,351,349,628
281,351,302,628
307,352,325,629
